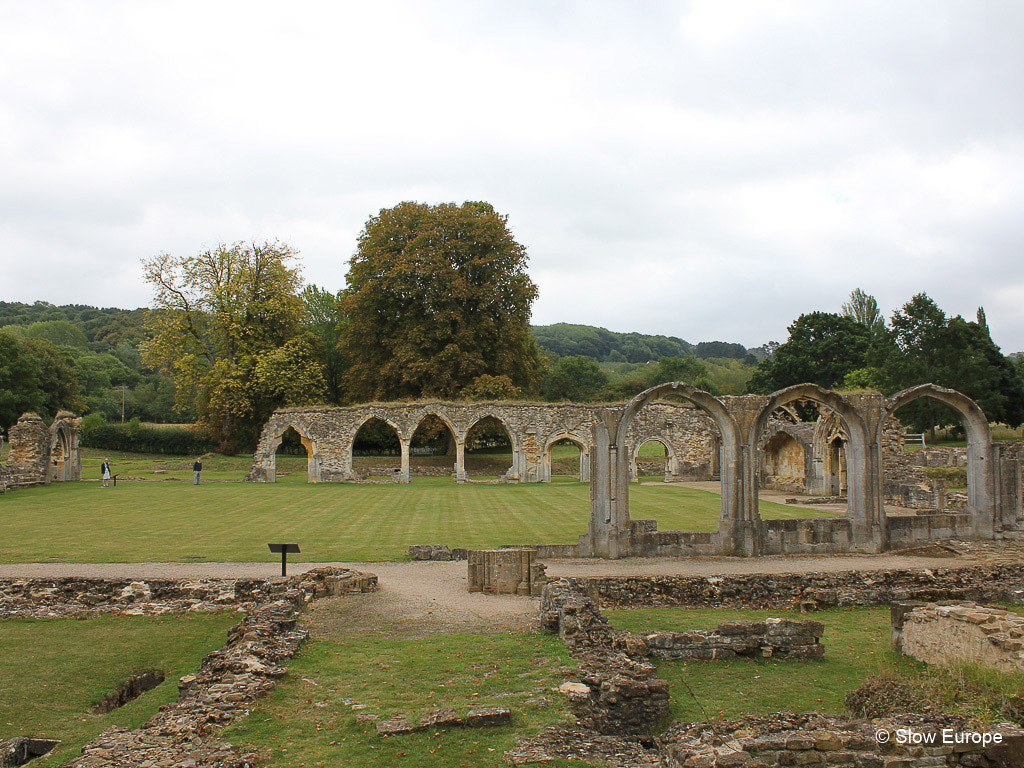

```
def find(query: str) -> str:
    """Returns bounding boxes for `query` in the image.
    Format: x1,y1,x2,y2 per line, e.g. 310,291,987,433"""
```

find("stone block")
376,718,415,735
467,549,543,596
419,708,461,729
465,706,512,727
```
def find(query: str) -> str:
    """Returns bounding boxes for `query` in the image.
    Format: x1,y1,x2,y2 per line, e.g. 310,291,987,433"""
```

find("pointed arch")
750,383,877,545
613,382,743,545
886,384,994,535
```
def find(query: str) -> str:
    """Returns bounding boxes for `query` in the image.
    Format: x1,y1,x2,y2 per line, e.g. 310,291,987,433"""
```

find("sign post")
267,543,300,577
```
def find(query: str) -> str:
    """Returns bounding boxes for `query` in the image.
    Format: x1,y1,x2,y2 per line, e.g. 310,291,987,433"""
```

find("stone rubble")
0,568,376,768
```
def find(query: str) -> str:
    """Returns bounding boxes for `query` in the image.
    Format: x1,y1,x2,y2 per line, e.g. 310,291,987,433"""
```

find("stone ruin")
893,600,1024,674
0,411,81,492
467,548,547,596
249,382,1024,559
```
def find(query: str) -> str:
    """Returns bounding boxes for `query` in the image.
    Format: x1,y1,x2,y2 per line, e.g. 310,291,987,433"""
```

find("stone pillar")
993,443,1022,533
467,549,546,596
580,413,632,559
455,438,467,483
399,437,411,484
580,450,590,482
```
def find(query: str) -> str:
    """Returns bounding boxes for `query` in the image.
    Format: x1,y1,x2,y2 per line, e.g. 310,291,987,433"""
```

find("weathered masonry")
0,411,81,492
249,383,1024,558
247,401,716,484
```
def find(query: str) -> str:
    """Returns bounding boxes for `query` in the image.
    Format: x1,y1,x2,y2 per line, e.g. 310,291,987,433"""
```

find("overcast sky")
3,1,1023,352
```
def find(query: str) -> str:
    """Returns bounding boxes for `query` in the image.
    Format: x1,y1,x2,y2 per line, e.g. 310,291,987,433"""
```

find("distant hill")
531,323,751,363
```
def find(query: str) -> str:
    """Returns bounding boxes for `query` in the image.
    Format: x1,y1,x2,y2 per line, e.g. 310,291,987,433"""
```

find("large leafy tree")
141,241,324,451
747,312,871,393
542,356,609,402
0,330,81,430
301,285,349,404
343,201,545,400
880,294,1024,431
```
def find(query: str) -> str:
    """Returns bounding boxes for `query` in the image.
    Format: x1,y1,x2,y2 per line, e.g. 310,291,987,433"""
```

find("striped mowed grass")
0,476,833,563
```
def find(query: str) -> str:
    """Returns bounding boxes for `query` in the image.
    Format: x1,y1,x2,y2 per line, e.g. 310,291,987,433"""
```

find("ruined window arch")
543,434,589,482
410,413,459,481
351,416,402,480
613,382,743,542
465,415,516,481
885,384,994,534
631,437,676,483
272,425,316,483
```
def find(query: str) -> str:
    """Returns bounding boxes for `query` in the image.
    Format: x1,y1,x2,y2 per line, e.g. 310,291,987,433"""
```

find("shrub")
80,418,213,455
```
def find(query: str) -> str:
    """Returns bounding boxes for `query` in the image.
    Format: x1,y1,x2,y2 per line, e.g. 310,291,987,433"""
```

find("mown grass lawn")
604,607,920,721
0,611,241,767
0,475,832,562
226,627,592,768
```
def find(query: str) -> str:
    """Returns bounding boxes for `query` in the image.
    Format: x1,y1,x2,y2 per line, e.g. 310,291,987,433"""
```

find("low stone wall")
762,517,852,555
644,618,824,661
540,579,823,738
549,564,1024,611
912,447,969,468
1,568,378,767
542,579,824,661
888,511,973,547
894,601,1024,674
657,713,1024,768
0,569,378,619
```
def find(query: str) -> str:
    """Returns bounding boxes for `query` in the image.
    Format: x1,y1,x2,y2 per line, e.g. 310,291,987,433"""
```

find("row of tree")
4,200,1022,450
747,289,1024,432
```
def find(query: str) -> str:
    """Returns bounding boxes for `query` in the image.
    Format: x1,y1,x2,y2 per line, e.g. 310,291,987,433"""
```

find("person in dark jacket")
193,458,202,485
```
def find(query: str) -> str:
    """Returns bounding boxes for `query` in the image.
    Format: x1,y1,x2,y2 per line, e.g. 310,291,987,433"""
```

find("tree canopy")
141,241,325,451
343,201,545,400
746,312,871,393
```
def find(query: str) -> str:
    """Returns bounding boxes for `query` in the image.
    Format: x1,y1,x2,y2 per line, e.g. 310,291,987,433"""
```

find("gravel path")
0,550,981,634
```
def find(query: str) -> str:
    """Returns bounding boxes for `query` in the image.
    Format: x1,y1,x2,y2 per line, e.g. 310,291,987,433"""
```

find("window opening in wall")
352,417,401,479
465,416,513,481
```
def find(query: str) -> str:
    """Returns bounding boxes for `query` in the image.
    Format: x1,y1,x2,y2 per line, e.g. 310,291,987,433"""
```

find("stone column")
455,438,467,482
580,450,590,482
580,412,632,558
399,437,411,484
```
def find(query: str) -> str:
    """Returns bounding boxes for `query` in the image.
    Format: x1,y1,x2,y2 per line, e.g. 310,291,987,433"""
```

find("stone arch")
542,433,590,482
750,384,878,549
886,384,994,536
591,382,742,555
266,422,319,483
411,412,461,482
49,423,73,482
464,413,518,481
809,409,848,496
350,415,404,480
630,436,678,482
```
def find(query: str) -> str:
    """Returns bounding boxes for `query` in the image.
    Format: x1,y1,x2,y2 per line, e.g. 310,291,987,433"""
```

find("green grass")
226,628,591,768
604,607,918,722
0,611,241,766
0,477,832,563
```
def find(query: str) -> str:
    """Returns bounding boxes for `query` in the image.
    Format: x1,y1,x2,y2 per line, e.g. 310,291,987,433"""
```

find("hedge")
80,418,214,455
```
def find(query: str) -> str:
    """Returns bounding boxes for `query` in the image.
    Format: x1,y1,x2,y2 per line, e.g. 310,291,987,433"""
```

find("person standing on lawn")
193,457,202,485
101,459,111,487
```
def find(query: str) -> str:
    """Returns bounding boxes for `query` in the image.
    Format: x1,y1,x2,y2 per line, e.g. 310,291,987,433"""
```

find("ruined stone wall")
3,413,49,487
629,402,717,480
0,568,377,768
248,401,720,484
549,564,1024,611
895,601,1024,674
0,411,82,490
